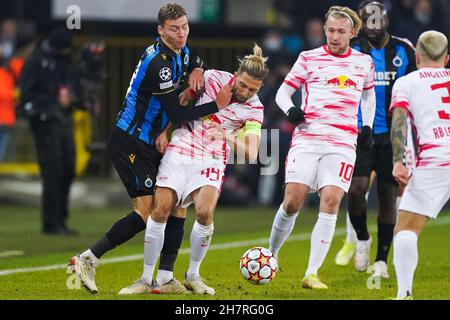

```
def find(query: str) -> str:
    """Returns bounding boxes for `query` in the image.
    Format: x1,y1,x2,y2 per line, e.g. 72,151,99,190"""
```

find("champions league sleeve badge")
159,67,172,81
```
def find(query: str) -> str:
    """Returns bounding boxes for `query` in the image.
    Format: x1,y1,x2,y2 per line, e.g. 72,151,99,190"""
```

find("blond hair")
237,44,269,81
417,30,448,61
325,6,362,36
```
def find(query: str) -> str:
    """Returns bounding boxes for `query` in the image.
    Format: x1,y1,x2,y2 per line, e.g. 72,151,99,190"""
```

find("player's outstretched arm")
159,86,230,124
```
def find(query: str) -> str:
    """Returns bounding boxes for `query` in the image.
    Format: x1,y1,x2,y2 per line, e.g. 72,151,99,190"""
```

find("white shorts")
156,151,225,208
399,167,450,219
285,145,356,193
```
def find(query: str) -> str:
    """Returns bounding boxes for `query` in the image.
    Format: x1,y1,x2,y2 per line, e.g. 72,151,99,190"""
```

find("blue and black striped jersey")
116,37,208,145
352,35,416,134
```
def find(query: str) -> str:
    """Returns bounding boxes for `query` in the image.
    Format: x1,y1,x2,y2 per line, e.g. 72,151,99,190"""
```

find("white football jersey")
390,67,450,168
167,69,264,162
284,45,374,150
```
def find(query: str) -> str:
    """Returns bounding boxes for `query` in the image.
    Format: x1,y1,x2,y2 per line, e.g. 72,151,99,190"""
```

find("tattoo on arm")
391,108,408,163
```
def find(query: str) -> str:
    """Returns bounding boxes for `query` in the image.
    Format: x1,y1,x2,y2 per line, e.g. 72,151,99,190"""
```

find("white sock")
269,203,298,256
187,220,214,278
394,230,418,298
142,218,166,284
156,270,173,285
80,249,99,265
345,211,358,243
305,212,337,277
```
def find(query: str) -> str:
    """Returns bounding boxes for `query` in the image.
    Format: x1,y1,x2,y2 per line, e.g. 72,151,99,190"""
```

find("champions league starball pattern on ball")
240,247,278,285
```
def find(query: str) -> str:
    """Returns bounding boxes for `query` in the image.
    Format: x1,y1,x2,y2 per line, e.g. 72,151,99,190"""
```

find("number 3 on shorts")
201,168,221,182
339,162,354,183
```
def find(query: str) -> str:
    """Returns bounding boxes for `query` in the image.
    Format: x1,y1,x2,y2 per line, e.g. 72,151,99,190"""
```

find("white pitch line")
1,215,449,277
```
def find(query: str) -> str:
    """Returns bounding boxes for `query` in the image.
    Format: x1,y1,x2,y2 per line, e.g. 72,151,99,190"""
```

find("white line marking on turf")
0,250,24,258
1,215,449,277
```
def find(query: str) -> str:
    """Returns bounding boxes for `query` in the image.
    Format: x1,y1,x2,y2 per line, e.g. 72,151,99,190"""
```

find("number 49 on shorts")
201,168,221,182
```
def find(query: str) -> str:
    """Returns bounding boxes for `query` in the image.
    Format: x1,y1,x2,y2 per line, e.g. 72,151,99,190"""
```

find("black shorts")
107,126,161,198
353,132,397,185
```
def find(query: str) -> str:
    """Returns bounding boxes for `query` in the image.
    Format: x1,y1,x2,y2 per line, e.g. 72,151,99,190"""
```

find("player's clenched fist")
392,161,410,185
188,67,205,94
215,84,233,109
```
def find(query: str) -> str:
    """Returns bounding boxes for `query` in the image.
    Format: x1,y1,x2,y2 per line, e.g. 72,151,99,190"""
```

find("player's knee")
347,185,366,201
284,198,302,215
195,206,214,225
394,216,420,236
135,205,152,221
133,197,153,220
321,195,341,212
151,204,171,223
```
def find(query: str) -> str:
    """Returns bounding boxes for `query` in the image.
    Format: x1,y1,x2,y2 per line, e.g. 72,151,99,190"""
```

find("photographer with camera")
19,27,78,235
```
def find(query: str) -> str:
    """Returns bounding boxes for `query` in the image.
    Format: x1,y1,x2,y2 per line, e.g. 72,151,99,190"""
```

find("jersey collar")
323,45,352,58
157,37,183,57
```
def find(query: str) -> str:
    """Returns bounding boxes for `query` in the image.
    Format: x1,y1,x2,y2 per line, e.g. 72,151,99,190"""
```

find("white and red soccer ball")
240,247,278,285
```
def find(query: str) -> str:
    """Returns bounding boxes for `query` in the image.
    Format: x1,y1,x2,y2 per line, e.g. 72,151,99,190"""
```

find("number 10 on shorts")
339,162,354,183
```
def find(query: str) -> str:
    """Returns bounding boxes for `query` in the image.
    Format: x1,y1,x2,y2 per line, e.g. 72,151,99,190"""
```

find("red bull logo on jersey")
202,114,222,124
326,75,358,89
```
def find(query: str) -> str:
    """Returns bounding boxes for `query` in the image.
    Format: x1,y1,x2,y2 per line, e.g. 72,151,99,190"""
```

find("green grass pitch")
0,205,449,300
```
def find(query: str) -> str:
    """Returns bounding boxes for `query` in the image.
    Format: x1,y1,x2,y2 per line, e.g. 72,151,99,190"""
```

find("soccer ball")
240,247,278,285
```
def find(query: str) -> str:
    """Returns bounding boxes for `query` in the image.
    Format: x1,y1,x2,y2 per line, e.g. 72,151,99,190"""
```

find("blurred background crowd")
0,0,449,209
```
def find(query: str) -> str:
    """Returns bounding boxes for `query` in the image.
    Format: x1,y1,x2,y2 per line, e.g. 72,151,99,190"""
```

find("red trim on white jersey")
322,45,352,58
284,80,300,90
283,45,374,150
390,68,450,168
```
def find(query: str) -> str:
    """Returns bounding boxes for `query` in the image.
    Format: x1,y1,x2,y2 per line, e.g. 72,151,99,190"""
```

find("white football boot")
355,237,372,272
151,278,191,294
184,273,215,295
118,278,152,295
67,255,98,294
368,260,390,278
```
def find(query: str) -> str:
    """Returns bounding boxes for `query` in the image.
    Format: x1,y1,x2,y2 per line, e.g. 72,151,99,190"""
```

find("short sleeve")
390,77,410,113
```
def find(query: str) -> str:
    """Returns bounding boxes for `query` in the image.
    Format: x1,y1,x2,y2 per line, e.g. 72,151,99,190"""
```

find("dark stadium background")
0,0,449,209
